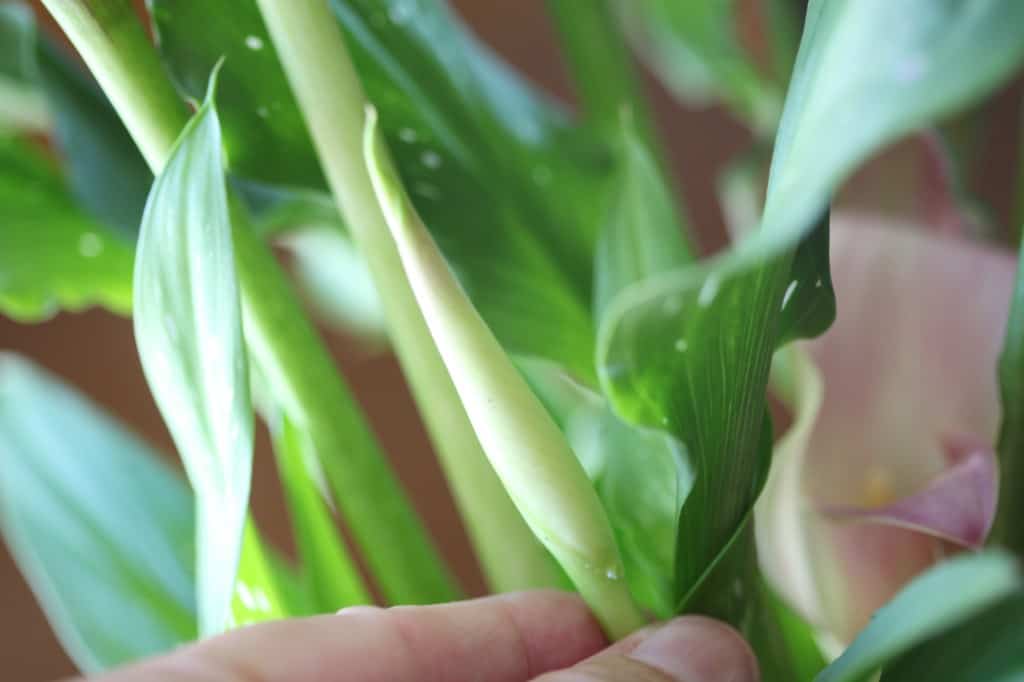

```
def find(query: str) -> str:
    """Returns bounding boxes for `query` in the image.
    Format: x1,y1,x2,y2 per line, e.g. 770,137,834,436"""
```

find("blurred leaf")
0,136,134,321
519,357,692,618
594,124,695,319
0,355,196,672
879,590,1024,681
230,522,290,627
37,42,152,237
597,0,1024,626
816,552,1021,682
613,0,784,134
0,4,48,132
149,0,607,376
133,77,254,636
269,410,372,611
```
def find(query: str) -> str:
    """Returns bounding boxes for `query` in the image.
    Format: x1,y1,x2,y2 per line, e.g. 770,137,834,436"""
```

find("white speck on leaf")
781,280,798,309
78,232,103,258
244,35,264,51
697,276,720,308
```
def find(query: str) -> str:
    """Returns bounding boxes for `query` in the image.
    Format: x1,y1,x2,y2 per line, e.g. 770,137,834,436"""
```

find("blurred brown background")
2,1,1021,680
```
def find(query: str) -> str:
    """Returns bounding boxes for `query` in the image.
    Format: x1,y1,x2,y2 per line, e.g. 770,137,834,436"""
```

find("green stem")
42,0,456,604
39,0,184,172
545,0,653,138
253,0,563,593
231,214,456,603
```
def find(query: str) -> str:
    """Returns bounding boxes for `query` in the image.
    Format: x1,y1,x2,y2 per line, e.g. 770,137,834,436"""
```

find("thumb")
534,616,759,682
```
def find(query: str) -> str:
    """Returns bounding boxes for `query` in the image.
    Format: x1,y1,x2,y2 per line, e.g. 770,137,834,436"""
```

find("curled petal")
821,440,997,549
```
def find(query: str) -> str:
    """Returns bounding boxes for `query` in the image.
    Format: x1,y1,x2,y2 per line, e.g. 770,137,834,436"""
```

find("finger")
88,590,608,682
533,616,759,682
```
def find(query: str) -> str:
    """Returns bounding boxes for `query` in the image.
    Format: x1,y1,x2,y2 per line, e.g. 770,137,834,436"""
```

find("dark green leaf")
0,136,134,320
816,552,1021,682
149,0,607,376
0,355,196,672
597,0,1024,621
133,76,254,636
37,42,152,237
519,357,692,619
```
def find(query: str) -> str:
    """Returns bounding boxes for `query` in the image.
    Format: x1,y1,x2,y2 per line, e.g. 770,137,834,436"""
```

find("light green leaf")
816,552,1021,682
597,0,1024,624
879,590,1024,681
0,355,196,672
519,357,692,619
150,0,606,376
0,136,134,321
133,75,254,636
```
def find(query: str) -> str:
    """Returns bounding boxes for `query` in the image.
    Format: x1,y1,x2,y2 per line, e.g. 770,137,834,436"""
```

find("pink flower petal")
820,440,998,549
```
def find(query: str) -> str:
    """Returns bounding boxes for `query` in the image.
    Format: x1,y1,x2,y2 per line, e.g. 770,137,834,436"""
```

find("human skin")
81,591,758,682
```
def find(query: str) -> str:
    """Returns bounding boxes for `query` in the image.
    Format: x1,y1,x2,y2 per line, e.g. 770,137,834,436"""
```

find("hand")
85,590,758,681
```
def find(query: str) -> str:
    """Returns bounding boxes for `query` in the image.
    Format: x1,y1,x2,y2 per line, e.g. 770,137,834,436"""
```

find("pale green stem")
39,0,184,172
365,109,645,640
40,0,443,604
253,0,563,593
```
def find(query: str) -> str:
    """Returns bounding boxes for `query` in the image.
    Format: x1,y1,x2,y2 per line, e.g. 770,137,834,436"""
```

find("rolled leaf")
364,108,644,639
133,74,254,636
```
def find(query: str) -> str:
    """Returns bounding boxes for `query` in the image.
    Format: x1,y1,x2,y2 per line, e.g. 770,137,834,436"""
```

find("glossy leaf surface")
598,0,1024,617
149,0,606,375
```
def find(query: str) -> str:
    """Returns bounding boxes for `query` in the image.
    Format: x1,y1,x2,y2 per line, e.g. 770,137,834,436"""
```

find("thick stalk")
41,0,453,604
253,0,563,592
39,0,183,171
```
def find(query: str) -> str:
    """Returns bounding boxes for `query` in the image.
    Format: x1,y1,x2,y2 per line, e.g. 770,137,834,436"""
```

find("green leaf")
149,0,606,376
597,0,1024,623
133,75,254,636
879,590,1024,681
0,136,135,321
365,109,643,638
0,355,196,672
519,357,692,619
37,41,152,237
269,410,372,611
816,552,1021,682
613,0,784,134
594,124,695,319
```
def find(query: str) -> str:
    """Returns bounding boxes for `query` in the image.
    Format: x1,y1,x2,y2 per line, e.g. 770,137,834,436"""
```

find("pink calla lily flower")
757,213,1015,647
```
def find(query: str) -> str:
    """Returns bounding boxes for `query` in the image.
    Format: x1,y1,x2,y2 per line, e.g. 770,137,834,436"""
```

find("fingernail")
335,604,382,616
629,616,759,682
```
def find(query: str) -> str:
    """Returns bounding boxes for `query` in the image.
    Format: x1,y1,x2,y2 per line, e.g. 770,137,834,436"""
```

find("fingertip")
630,616,759,682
